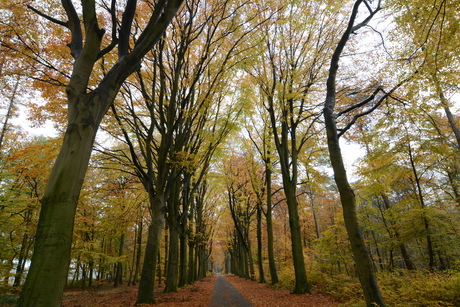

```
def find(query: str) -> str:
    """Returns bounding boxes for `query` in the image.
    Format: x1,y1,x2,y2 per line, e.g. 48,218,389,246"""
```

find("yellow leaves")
6,137,60,184
169,150,199,169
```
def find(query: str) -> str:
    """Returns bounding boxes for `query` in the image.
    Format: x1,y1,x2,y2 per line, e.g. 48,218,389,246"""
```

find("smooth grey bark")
136,194,166,304
164,178,180,293
256,202,265,283
18,1,183,306
130,217,142,285
196,185,208,279
114,233,125,287
264,158,278,285
432,74,460,148
323,1,385,306
187,197,197,284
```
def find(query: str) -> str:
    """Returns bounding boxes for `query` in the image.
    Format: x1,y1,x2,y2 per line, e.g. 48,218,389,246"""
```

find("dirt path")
209,274,252,307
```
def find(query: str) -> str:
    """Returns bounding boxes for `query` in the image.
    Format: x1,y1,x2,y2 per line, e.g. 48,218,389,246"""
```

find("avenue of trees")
1,0,460,306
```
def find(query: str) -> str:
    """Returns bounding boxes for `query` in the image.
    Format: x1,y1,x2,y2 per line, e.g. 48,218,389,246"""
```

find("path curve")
209,274,252,307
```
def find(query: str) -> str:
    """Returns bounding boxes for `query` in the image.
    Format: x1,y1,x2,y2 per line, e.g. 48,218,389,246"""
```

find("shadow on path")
209,274,252,307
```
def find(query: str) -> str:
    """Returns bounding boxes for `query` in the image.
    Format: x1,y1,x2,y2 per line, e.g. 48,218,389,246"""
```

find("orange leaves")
6,137,60,184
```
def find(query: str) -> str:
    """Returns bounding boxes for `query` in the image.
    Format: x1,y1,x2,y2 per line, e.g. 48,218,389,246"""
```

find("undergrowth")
271,268,460,306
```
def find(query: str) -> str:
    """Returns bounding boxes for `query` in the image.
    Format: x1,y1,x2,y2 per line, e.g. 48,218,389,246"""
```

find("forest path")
209,274,253,307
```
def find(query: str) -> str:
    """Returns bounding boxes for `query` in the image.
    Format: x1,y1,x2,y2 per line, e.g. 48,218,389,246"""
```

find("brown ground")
62,275,339,307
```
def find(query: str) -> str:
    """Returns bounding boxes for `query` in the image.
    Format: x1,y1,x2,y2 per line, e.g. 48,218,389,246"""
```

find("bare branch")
351,0,382,33
118,0,138,58
336,87,383,117
60,0,83,58
27,5,68,28
337,71,417,138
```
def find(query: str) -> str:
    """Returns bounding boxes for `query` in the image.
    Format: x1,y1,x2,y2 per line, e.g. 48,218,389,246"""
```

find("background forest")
1,0,460,306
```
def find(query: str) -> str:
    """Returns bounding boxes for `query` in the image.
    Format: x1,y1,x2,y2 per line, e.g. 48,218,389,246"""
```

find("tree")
323,0,386,305
388,0,460,207
244,82,279,285
0,137,59,287
244,0,350,293
13,0,184,305
354,101,460,272
223,153,257,279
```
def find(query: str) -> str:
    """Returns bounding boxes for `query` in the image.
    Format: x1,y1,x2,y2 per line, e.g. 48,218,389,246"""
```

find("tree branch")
351,0,382,33
60,0,83,58
336,87,383,117
118,0,138,58
27,5,68,28
337,72,416,138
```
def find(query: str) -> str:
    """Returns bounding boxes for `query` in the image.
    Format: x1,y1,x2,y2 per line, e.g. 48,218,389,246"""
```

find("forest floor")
61,274,340,306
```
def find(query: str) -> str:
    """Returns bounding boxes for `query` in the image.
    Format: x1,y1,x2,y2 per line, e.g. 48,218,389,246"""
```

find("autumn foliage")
1,0,460,306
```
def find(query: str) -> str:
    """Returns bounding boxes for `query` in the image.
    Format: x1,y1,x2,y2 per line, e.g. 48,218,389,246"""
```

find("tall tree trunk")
0,76,19,154
196,203,207,279
136,195,166,304
308,190,321,239
256,202,265,283
283,183,310,294
128,226,137,286
132,218,143,285
164,217,179,293
187,204,196,283
18,0,183,304
247,237,255,280
164,179,180,293
163,224,169,284
267,94,309,293
114,233,125,287
178,219,188,287
179,178,191,287
267,89,309,293
88,260,94,287
19,114,100,306
407,142,435,270
323,1,385,306
265,159,278,285
13,232,30,287
432,74,460,148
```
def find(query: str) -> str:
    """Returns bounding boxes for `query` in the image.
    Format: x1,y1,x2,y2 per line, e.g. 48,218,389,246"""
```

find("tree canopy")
1,0,460,306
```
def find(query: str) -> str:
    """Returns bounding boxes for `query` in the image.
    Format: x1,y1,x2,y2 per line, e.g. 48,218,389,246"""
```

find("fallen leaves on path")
61,274,339,306
224,274,340,307
62,276,215,307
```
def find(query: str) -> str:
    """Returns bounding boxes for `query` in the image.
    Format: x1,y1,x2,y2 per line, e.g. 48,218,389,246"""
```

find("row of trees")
1,0,459,306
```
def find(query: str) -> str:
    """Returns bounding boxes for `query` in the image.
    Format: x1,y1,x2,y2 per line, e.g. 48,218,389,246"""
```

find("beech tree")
0,137,59,287
100,0,257,300
243,0,351,294
5,0,185,305
354,100,460,272
223,153,257,279
323,0,387,305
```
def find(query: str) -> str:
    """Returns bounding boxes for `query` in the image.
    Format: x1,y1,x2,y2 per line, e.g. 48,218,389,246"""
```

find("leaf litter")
62,274,339,306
